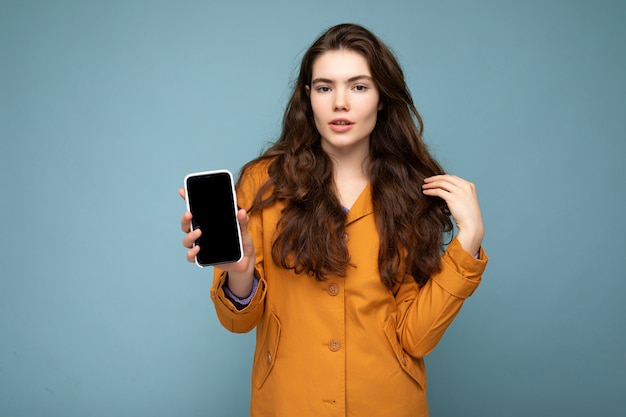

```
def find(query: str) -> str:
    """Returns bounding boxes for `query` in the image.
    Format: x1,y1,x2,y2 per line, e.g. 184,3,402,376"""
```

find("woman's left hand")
422,175,484,256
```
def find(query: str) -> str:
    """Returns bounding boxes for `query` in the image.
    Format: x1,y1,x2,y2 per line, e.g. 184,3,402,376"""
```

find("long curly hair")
238,23,453,288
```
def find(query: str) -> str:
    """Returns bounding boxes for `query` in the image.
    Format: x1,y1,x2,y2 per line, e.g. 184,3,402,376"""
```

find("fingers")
422,175,476,197
180,210,193,233
181,222,201,263
422,176,478,208
178,188,186,200
422,175,479,211
186,244,200,263
177,214,201,264
182,227,201,248
180,206,201,264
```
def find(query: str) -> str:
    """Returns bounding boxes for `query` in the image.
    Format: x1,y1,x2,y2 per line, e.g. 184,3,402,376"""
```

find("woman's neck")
329,152,370,210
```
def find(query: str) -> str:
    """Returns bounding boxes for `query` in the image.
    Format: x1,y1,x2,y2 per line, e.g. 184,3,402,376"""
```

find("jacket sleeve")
210,267,267,333
209,163,269,333
394,238,488,358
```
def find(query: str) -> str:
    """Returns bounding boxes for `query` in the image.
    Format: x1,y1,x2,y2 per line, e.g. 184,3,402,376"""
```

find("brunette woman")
180,23,488,417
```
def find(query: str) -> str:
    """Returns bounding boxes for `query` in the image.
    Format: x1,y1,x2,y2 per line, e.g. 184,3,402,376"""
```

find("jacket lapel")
345,183,373,225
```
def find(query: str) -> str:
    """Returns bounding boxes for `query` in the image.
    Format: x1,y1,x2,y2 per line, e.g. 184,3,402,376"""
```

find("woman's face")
306,49,381,159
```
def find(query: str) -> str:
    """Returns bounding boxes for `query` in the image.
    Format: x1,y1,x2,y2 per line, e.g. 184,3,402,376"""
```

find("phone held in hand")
184,170,243,267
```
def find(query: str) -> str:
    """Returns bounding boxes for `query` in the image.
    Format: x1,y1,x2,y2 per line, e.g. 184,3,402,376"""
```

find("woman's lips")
329,119,353,133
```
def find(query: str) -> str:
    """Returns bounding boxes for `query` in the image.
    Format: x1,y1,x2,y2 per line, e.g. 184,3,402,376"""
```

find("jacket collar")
346,183,373,225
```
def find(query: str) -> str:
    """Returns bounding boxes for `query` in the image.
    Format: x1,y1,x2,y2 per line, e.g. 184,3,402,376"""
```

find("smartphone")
184,170,243,267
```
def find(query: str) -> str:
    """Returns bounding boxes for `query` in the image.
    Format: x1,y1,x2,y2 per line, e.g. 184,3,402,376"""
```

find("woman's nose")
333,91,350,111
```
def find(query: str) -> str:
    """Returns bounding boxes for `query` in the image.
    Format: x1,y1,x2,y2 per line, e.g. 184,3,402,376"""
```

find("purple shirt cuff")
223,275,259,310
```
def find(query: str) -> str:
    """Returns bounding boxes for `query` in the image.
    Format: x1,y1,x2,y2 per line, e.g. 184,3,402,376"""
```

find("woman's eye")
354,84,368,92
316,86,331,93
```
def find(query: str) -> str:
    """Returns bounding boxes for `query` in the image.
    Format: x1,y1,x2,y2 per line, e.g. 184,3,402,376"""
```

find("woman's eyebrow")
311,75,373,85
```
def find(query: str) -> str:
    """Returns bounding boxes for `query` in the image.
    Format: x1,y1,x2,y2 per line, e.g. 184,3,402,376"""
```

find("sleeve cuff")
212,267,267,315
223,275,259,310
431,238,488,299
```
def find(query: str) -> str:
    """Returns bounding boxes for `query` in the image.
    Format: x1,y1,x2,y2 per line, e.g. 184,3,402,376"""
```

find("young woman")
180,23,488,417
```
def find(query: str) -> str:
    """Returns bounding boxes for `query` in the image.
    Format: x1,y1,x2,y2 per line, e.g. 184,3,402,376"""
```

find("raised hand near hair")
422,175,484,256
178,188,257,298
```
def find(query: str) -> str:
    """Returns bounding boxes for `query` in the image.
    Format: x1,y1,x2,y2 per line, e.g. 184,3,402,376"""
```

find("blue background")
2,0,625,415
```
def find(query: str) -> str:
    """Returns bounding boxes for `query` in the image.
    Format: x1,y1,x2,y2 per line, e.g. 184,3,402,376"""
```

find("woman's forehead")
310,50,372,81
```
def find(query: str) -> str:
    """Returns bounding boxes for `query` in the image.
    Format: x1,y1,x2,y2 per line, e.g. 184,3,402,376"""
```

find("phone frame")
184,169,243,267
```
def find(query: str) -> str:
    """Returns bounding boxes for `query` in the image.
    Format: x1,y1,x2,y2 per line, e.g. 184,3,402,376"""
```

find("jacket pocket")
383,318,426,390
253,312,281,390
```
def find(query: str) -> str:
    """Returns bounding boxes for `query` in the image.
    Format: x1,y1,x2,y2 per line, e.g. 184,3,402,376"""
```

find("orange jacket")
211,162,488,417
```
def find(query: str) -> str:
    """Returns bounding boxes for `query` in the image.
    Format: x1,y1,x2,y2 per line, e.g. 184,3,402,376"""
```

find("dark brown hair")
239,23,452,288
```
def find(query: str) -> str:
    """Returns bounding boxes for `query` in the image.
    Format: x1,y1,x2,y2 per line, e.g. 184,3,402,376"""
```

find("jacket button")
266,352,272,364
402,355,408,366
328,338,341,352
327,283,339,296
343,233,349,242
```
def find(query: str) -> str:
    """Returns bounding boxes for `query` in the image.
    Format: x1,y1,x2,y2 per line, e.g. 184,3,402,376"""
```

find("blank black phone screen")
185,171,242,266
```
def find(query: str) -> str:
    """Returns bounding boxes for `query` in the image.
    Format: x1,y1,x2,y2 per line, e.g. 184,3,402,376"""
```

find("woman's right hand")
178,188,257,297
